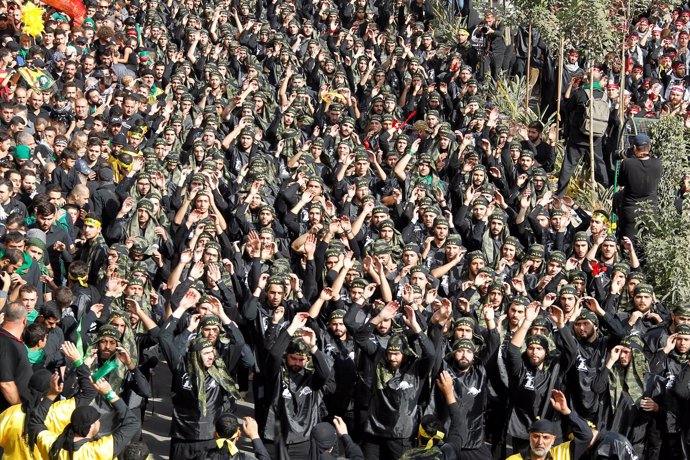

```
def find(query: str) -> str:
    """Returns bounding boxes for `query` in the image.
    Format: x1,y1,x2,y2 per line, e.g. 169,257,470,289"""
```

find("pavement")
141,360,257,459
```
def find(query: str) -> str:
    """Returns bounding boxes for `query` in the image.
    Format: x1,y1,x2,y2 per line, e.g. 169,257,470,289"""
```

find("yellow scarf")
215,430,240,455
418,425,445,449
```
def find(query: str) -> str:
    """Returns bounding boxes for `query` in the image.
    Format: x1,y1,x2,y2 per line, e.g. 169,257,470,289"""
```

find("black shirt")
0,327,33,412
619,156,663,207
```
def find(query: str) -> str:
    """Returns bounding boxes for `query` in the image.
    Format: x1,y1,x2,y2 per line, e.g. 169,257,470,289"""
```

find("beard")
331,329,345,339
455,359,472,371
529,355,545,367
531,446,549,457
577,329,595,341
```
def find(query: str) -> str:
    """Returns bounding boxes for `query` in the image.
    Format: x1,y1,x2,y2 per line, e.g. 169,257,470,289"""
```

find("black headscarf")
24,369,52,449
307,422,338,460
49,406,100,460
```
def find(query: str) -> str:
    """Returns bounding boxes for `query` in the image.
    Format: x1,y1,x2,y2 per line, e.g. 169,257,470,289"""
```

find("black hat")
633,283,654,296
29,369,53,394
559,284,578,297
286,337,311,356
525,334,549,351
71,406,100,436
112,133,127,146
575,309,599,327
632,134,651,148
94,324,121,344
529,418,558,435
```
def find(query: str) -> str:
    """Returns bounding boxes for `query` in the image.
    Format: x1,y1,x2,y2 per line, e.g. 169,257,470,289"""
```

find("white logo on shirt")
467,386,481,396
524,371,535,390
397,381,413,390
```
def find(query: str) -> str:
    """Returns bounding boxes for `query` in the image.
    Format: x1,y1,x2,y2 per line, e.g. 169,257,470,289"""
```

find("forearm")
378,272,392,302
350,210,368,236
393,152,412,180
329,265,350,296
430,259,459,278
567,410,594,458
112,399,141,456
173,199,191,225
0,381,20,405
510,320,531,347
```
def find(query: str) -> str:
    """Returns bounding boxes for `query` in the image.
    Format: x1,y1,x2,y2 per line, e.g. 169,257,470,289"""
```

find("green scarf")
188,346,240,416
27,309,39,324
26,346,45,365
107,312,139,369
375,360,396,390
583,81,603,90
85,234,107,275
670,349,690,365
609,335,647,409
124,213,159,247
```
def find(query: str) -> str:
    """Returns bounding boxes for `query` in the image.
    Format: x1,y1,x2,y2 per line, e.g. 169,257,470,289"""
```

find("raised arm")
550,389,593,459
393,139,420,181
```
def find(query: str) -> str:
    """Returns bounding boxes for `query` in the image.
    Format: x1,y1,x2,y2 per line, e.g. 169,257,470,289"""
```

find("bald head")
3,302,27,323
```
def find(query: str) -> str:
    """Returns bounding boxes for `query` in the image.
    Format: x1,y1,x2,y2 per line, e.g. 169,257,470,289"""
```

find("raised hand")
548,305,565,329
524,302,540,324
377,300,399,321
288,312,310,335
550,389,571,415
664,333,678,353
180,289,201,310
60,342,82,363
607,345,623,367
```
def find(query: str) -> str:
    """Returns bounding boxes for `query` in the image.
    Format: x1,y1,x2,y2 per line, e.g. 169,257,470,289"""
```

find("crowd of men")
0,0,686,458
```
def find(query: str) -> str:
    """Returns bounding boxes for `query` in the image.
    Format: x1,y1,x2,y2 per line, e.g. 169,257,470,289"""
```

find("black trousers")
557,136,609,197
459,444,493,460
170,438,212,459
362,434,414,459
661,431,688,460
263,440,310,459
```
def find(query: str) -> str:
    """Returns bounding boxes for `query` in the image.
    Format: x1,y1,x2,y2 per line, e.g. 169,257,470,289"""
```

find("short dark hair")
419,414,444,441
23,322,48,347
61,149,78,160
19,284,38,296
4,231,25,245
528,121,544,132
45,185,63,196
53,287,74,309
39,303,61,320
3,169,19,180
4,213,25,230
67,260,88,279
3,248,24,265
35,201,57,217
215,414,240,438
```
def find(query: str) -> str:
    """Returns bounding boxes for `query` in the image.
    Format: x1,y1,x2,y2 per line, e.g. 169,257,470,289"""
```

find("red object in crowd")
590,260,608,277
43,0,86,25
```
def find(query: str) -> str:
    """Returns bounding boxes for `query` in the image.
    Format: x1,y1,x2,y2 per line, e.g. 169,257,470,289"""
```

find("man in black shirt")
0,302,32,412
616,134,663,242
521,122,556,173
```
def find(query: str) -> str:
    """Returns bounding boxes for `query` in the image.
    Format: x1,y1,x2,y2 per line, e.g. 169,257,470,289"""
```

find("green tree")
637,116,690,304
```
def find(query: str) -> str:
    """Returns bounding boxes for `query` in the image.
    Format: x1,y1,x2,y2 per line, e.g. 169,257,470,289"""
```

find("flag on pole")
17,66,55,92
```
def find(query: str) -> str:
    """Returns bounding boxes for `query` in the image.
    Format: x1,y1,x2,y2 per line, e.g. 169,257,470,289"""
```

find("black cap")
71,406,100,436
98,168,114,182
632,134,651,148
529,418,558,435
111,133,127,146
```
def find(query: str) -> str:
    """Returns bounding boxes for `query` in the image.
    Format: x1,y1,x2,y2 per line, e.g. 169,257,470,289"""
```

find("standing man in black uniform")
616,134,663,243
